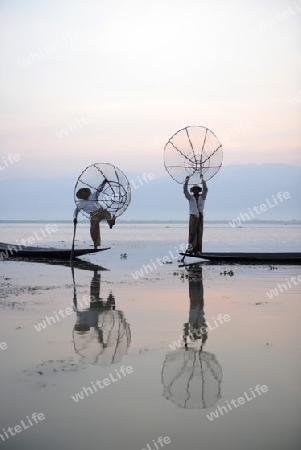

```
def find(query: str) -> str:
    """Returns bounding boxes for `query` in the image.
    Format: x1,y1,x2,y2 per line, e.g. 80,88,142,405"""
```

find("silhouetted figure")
184,266,208,348
73,179,115,248
184,174,208,254
72,269,131,365
161,266,222,409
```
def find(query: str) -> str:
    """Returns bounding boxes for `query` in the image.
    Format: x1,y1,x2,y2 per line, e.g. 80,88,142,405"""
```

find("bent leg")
107,214,115,229
90,208,114,246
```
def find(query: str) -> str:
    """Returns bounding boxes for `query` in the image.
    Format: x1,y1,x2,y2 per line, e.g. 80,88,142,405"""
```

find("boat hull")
179,252,301,265
0,242,110,260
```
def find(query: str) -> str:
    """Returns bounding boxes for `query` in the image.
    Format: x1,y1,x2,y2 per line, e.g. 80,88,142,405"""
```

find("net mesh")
164,126,223,184
161,348,222,409
74,163,131,218
73,308,131,365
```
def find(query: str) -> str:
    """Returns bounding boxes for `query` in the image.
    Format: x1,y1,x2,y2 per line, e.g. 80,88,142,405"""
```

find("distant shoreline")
1,220,300,225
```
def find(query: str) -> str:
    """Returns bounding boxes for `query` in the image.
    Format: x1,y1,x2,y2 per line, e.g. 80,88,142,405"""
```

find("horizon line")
1,219,300,224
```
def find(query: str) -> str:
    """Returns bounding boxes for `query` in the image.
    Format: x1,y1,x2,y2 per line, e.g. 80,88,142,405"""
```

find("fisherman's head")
190,185,202,194
76,188,91,200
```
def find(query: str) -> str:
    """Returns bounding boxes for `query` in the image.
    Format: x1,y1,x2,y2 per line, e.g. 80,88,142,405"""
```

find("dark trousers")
90,208,111,247
188,213,204,253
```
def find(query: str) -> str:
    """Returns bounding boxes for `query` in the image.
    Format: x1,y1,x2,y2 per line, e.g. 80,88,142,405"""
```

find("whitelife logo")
206,384,268,421
0,412,45,444
0,224,59,260
18,32,80,68
131,243,187,280
0,153,21,171
266,275,301,299
169,314,231,350
229,191,290,227
71,365,134,402
140,436,171,450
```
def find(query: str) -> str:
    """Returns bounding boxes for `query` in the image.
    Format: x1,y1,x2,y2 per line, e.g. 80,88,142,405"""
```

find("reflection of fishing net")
74,163,131,218
164,126,223,184
73,309,131,365
161,348,222,409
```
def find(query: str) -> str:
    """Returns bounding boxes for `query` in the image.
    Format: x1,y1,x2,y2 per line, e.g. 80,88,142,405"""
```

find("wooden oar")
70,220,77,262
70,262,77,310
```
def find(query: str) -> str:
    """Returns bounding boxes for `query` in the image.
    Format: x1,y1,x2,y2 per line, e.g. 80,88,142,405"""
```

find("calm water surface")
0,223,300,450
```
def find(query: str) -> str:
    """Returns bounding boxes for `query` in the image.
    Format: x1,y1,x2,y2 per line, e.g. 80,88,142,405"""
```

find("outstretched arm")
200,174,208,200
183,176,190,200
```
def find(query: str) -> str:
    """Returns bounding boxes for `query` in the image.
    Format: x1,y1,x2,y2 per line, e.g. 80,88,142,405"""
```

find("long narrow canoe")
179,252,301,265
0,242,110,260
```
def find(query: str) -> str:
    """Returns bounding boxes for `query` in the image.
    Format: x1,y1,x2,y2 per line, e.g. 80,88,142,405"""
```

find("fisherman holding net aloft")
163,125,223,257
184,173,208,255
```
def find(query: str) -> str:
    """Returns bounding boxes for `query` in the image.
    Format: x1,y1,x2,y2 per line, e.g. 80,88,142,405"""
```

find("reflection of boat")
20,258,109,271
180,251,301,264
72,270,131,365
0,241,110,260
162,266,222,409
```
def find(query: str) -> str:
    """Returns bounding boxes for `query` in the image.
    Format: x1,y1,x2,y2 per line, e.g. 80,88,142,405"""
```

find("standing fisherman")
183,174,208,255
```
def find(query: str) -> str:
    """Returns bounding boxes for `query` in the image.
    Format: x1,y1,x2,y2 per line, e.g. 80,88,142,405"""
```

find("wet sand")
1,240,300,450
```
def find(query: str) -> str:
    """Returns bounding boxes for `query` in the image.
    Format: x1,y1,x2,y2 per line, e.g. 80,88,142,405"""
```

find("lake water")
0,222,300,450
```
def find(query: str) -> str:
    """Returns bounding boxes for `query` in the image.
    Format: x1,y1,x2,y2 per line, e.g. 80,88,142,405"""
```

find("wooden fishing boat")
0,242,110,260
179,251,301,265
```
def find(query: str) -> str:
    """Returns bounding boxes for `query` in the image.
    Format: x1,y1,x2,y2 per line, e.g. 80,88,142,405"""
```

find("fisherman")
73,179,115,248
183,174,208,255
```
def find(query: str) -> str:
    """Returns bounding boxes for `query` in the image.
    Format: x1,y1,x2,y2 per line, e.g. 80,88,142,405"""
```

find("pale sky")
0,0,300,179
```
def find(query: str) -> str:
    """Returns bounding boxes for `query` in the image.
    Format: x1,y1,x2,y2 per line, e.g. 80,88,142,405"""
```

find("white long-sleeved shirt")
73,181,106,219
183,179,208,217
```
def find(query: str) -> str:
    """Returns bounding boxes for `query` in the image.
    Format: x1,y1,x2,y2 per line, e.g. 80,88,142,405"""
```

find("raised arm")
183,176,190,200
200,175,208,200
96,178,108,193
93,178,108,201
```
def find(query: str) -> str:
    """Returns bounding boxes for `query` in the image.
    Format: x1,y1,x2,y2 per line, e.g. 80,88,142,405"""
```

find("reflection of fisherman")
184,267,207,348
184,174,208,255
74,270,115,329
73,179,115,248
161,266,222,409
73,270,130,365
89,271,115,309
